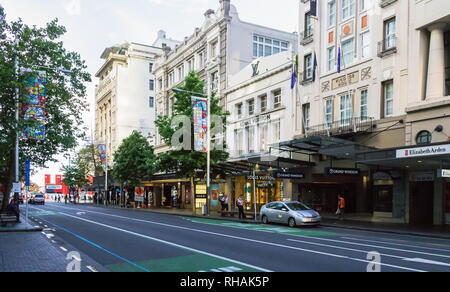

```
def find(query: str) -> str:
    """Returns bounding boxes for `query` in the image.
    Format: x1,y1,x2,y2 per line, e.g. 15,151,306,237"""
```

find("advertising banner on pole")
192,97,208,153
25,158,31,187
97,144,108,170
20,70,47,141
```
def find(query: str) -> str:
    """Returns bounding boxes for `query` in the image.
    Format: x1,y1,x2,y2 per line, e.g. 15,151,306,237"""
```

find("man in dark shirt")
7,198,21,223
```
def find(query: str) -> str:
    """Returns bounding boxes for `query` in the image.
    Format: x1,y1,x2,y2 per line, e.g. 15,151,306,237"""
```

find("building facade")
296,0,450,225
95,35,180,163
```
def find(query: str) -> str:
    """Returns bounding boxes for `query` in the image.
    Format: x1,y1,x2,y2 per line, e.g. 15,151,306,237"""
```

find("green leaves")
155,71,229,177
112,131,157,187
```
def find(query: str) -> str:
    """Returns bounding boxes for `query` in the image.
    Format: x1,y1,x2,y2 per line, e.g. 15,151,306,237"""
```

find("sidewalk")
0,232,70,272
89,203,450,239
0,216,43,233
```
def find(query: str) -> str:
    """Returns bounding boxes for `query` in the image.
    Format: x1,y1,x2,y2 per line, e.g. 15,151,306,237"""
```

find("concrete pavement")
19,202,450,272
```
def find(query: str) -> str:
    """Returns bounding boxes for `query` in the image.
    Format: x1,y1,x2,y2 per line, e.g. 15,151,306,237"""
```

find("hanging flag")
97,144,108,170
290,59,297,90
192,97,208,153
312,53,318,82
310,0,318,18
337,47,342,73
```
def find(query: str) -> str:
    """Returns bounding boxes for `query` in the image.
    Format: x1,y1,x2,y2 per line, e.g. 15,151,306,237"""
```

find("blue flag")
337,47,342,73
291,62,297,89
310,0,318,17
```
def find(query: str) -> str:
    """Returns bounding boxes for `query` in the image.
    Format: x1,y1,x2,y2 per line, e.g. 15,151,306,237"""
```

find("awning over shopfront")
214,154,315,175
356,142,450,169
278,136,374,159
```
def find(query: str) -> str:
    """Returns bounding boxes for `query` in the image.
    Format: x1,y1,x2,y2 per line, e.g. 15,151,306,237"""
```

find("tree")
0,9,91,209
62,163,89,195
112,131,157,189
155,71,229,178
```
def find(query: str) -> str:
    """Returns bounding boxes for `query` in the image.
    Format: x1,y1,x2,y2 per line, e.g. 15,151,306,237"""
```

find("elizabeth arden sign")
396,145,450,159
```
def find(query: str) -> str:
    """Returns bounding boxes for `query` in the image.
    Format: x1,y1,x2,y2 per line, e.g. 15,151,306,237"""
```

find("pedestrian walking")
336,195,346,221
236,196,246,220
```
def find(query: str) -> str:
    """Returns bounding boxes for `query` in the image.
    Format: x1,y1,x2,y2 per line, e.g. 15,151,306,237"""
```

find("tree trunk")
1,149,16,211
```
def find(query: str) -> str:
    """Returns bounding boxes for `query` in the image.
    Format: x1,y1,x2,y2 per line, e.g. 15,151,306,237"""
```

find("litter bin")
201,204,208,216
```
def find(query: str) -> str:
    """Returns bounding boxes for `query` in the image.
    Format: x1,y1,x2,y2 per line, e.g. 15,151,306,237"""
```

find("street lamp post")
172,87,211,215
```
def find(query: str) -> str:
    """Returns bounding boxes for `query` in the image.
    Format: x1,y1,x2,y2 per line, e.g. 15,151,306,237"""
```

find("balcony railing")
380,0,398,8
305,117,375,137
300,28,314,46
377,36,397,57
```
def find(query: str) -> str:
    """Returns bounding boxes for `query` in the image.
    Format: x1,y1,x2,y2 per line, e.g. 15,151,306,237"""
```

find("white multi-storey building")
95,34,180,161
296,0,450,225
153,0,298,154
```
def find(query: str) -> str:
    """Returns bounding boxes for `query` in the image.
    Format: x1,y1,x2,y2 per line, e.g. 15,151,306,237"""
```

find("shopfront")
356,143,450,225
142,177,192,210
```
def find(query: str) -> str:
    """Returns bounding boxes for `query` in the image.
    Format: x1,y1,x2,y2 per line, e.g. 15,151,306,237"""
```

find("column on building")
426,23,447,99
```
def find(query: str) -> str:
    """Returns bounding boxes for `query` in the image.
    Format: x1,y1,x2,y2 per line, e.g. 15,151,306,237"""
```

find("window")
327,0,336,28
303,104,311,131
360,0,369,11
210,41,218,59
384,18,396,50
149,63,154,73
158,78,163,90
235,129,243,156
260,95,267,112
149,96,154,108
236,103,243,119
177,65,184,81
187,58,194,72
342,38,355,66
247,126,256,153
360,89,368,119
211,71,218,91
304,54,313,80
416,131,432,145
327,46,336,72
340,93,353,124
361,31,371,59
253,35,288,58
383,80,394,117
198,51,206,68
259,123,268,152
325,99,333,126
272,120,281,143
149,79,155,91
305,12,313,37
273,89,282,109
248,99,255,116
341,0,355,20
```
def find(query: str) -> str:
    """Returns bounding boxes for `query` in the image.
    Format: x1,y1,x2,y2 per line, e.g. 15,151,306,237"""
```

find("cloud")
63,0,82,16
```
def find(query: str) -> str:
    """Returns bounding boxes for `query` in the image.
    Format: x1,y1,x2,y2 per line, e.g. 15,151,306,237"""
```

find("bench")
0,212,19,227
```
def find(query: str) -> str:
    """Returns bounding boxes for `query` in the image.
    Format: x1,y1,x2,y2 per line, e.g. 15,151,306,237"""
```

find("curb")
321,223,450,240
0,226,43,233
87,204,263,225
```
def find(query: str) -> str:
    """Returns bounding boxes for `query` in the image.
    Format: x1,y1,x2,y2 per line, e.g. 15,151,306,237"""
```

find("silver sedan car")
260,201,321,227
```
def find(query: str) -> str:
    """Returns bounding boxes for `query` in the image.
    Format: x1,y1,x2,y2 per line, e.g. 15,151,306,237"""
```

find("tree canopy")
0,9,91,208
112,131,157,188
155,71,229,178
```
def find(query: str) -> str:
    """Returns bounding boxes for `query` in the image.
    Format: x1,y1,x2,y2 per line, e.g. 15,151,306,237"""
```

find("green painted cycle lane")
106,254,261,272
184,217,339,237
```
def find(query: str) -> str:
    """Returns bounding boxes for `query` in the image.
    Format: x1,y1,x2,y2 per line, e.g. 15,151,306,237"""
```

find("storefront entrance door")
410,181,434,225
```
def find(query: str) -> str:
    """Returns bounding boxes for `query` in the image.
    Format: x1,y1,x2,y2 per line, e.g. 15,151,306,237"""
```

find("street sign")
12,183,21,193
25,158,31,187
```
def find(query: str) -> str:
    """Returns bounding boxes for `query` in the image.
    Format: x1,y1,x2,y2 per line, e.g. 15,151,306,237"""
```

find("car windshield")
286,202,311,211
35,195,44,198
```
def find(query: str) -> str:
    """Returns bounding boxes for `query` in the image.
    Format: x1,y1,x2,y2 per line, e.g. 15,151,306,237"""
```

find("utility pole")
14,55,20,201
105,135,109,206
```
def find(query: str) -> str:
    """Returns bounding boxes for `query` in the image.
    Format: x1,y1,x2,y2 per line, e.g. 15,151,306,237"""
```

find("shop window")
416,131,432,145
374,184,393,213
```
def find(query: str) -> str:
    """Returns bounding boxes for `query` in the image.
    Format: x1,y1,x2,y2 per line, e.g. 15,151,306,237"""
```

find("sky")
1,0,299,187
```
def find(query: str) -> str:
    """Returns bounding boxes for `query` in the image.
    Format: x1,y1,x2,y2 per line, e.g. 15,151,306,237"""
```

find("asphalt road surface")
27,202,450,272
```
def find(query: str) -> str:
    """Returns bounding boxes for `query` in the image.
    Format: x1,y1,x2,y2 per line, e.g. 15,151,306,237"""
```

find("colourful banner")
192,97,207,153
20,70,47,141
97,144,108,170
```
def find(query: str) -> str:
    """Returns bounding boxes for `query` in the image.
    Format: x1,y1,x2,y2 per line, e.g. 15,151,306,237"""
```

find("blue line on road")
35,215,151,272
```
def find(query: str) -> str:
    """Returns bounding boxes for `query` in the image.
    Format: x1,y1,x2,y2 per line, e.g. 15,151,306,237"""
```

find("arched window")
416,131,432,145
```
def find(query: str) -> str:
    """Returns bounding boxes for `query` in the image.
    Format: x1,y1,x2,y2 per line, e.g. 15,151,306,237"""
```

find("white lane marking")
341,237,450,253
76,212,86,215
287,238,406,260
60,247,68,252
57,211,272,272
403,258,450,267
86,266,98,272
45,233,55,239
219,267,242,272
53,210,423,272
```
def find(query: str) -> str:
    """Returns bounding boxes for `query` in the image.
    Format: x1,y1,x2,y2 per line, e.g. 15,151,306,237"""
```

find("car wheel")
288,218,296,228
262,215,269,224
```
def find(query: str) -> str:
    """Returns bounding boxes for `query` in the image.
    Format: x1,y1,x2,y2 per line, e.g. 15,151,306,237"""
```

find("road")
27,202,450,272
